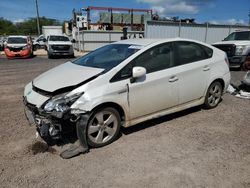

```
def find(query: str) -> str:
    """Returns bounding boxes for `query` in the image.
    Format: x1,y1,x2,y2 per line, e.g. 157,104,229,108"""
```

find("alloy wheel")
207,84,222,107
87,109,119,145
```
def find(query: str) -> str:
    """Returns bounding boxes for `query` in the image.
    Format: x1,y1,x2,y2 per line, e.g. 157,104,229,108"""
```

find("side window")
110,42,174,82
203,45,213,58
175,41,212,66
133,42,174,73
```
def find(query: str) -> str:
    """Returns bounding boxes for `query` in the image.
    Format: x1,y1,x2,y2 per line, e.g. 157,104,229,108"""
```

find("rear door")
173,41,213,104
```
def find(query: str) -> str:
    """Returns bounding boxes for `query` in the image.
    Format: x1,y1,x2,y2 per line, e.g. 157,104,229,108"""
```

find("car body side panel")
128,68,179,120
71,78,130,121
174,59,210,104
127,97,205,127
207,51,230,93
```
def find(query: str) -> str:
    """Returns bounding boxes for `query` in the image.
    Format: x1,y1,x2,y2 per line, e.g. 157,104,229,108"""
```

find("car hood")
33,62,104,93
213,40,250,46
7,43,27,47
48,41,72,45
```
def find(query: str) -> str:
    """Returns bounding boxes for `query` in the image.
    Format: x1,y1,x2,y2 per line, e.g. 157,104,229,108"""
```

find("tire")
242,55,250,71
48,53,53,59
34,44,39,51
203,81,222,109
87,107,121,148
30,50,34,58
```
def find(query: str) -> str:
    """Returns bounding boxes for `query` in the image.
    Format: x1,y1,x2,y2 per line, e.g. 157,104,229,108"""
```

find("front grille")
9,46,22,52
51,45,70,51
213,44,235,57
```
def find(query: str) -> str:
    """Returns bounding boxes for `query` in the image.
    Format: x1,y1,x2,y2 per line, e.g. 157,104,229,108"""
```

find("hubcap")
208,84,221,107
88,110,118,144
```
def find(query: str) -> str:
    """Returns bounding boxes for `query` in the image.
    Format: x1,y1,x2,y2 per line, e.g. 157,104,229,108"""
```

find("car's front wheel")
87,107,121,147
203,81,222,109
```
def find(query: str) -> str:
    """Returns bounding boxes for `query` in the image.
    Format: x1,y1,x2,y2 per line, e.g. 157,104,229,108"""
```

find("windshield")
73,44,141,71
224,31,250,41
49,36,70,41
7,37,27,44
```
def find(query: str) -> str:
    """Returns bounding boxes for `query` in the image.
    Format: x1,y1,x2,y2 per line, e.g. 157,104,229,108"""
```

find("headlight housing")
43,92,84,118
235,45,247,55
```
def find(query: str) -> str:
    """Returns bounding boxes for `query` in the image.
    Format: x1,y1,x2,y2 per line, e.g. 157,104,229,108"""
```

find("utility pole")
248,10,250,26
35,0,40,35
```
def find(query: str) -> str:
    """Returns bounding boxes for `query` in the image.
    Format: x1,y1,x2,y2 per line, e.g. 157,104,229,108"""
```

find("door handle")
203,65,210,71
169,76,178,82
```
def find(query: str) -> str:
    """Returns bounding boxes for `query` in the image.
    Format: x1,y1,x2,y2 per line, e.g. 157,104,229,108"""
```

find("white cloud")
13,18,25,23
137,0,212,15
209,18,246,25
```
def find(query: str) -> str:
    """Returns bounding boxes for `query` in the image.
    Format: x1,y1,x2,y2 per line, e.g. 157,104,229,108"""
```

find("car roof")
49,35,68,37
8,35,28,38
115,38,162,46
114,38,205,47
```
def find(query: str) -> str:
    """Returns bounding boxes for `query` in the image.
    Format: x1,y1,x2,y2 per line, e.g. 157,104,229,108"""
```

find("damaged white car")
23,38,230,152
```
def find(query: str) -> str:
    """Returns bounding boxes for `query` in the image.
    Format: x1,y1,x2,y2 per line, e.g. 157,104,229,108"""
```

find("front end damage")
23,94,90,158
23,95,80,145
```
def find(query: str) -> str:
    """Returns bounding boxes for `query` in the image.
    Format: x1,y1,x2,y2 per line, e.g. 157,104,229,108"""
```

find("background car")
213,30,250,69
23,38,230,147
32,34,46,50
45,35,75,58
4,35,33,59
0,36,7,51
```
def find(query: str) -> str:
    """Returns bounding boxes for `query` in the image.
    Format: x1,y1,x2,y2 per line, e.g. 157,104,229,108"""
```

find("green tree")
0,17,62,35
0,18,17,35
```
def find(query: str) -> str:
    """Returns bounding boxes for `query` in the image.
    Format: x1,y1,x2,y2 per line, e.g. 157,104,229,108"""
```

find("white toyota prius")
23,38,231,148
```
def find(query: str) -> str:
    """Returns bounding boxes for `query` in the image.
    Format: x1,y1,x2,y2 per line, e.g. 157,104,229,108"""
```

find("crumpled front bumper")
23,96,76,145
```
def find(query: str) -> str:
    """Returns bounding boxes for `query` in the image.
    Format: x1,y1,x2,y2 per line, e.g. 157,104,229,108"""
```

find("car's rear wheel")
203,81,222,109
87,107,121,147
242,55,250,71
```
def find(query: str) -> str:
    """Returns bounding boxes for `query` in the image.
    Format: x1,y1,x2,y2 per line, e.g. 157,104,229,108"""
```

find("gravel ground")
0,54,250,188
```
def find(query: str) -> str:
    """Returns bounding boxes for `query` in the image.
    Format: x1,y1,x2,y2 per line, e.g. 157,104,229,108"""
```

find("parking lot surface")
0,55,250,188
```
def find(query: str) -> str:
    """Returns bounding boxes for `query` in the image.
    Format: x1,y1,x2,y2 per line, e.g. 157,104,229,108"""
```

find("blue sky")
0,0,249,25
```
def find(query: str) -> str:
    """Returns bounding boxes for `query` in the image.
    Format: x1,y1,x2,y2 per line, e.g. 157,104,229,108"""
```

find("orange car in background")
4,35,33,59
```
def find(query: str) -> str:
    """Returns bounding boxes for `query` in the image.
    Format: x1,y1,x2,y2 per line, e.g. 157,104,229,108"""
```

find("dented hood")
33,62,104,92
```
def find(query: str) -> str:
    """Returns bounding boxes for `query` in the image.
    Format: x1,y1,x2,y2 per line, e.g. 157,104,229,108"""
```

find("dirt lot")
0,54,250,188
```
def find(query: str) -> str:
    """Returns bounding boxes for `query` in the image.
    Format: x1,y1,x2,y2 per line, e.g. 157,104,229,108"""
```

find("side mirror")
71,39,76,43
131,66,146,83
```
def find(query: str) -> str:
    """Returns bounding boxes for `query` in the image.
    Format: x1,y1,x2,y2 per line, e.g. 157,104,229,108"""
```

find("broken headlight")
44,92,83,118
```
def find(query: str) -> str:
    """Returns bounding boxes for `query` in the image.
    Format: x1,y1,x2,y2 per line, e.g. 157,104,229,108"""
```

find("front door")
127,42,179,120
